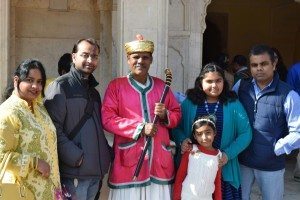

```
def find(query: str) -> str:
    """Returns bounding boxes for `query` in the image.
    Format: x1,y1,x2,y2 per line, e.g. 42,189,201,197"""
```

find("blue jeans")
240,164,285,200
61,177,101,200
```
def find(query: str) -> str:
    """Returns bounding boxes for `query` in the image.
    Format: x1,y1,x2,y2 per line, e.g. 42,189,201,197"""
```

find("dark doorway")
203,12,228,65
294,26,300,62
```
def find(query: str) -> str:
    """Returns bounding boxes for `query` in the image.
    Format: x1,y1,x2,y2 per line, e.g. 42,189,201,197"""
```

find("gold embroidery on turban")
125,34,154,54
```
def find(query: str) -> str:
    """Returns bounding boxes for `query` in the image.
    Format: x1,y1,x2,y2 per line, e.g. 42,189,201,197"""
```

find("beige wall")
10,0,102,85
208,0,300,67
0,0,10,96
14,8,100,76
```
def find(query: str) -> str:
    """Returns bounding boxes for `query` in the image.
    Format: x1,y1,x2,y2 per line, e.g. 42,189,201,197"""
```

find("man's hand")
154,103,167,120
142,123,158,137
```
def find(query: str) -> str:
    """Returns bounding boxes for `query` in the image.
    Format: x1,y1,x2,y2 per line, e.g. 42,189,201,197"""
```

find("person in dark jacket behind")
232,54,251,84
232,44,300,200
44,38,111,200
214,53,234,89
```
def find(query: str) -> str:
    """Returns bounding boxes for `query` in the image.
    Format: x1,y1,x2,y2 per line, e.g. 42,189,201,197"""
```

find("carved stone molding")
200,0,212,34
169,0,189,31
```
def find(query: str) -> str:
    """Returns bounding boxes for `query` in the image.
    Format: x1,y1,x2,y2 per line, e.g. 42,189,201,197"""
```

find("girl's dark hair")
186,62,237,105
191,115,216,144
2,59,46,101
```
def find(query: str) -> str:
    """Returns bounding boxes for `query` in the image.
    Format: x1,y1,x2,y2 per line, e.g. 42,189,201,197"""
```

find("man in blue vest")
232,44,300,200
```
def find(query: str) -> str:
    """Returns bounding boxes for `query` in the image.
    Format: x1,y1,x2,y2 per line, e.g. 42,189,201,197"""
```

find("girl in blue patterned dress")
172,63,252,200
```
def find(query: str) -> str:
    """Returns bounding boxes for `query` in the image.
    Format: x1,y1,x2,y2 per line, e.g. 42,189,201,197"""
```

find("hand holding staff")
142,123,158,137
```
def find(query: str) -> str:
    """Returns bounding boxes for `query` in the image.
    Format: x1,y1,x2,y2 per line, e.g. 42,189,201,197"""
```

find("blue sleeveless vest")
238,73,292,171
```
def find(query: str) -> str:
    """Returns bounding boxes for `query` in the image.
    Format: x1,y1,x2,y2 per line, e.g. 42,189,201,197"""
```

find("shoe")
294,175,300,182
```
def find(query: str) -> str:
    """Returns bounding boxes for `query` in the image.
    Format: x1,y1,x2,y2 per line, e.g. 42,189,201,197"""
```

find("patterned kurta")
0,93,61,200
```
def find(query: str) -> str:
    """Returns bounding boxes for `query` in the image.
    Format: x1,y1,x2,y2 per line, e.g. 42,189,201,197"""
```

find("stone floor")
99,148,300,200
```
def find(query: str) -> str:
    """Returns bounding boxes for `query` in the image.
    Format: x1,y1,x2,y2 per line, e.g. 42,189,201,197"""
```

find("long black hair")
2,59,46,101
186,62,237,105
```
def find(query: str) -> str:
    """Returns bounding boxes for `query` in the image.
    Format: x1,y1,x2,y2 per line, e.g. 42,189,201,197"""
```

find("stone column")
99,0,113,96
113,0,169,79
167,0,211,92
0,0,10,98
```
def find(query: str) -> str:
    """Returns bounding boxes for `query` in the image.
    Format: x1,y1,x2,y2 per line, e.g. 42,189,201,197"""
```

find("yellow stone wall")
10,0,102,79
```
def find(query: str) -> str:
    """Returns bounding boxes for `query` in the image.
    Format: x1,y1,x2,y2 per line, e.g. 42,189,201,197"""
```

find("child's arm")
213,167,222,200
173,151,189,200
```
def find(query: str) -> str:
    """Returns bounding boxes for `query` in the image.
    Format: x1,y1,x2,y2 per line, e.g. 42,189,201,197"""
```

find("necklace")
204,100,219,122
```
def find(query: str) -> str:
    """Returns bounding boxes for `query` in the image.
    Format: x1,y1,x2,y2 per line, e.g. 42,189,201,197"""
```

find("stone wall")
2,0,300,97
0,0,10,98
9,0,112,94
168,0,211,93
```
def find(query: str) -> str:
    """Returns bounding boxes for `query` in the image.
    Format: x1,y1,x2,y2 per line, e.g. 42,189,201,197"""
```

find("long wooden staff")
132,68,172,180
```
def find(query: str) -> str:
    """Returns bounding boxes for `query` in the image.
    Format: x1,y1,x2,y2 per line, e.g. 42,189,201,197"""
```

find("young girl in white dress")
173,116,222,200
